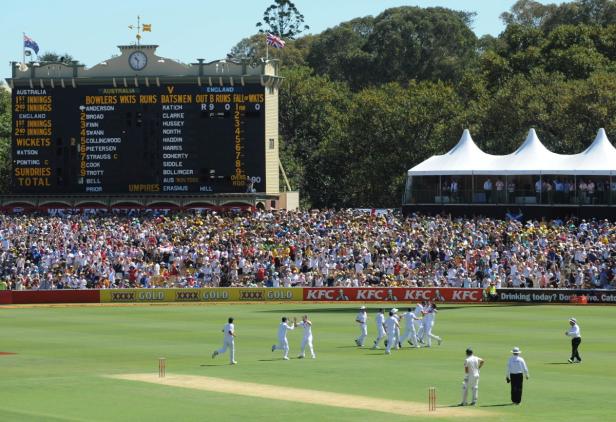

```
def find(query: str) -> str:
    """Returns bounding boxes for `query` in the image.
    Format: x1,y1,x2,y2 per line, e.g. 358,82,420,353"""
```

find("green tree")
342,81,465,206
306,17,375,89
278,67,351,207
256,0,309,39
228,33,314,67
0,86,12,193
364,7,478,86
38,52,78,64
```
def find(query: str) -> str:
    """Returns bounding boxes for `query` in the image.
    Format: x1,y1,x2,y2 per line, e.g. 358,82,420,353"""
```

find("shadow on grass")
257,358,287,362
199,364,221,367
480,403,515,407
546,362,570,365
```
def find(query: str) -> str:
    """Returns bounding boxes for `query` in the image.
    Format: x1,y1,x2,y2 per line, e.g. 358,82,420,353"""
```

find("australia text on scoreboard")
7,45,281,196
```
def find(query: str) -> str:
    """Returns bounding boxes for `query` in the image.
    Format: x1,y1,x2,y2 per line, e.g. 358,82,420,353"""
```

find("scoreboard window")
11,85,266,194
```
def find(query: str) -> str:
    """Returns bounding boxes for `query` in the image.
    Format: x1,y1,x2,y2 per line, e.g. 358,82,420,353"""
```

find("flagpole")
22,32,25,64
266,37,269,62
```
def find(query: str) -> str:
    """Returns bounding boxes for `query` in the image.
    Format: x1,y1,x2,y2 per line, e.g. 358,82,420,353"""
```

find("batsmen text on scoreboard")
12,84,266,194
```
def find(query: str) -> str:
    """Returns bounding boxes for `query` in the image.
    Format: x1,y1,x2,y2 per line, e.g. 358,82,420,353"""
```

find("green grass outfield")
0,303,614,421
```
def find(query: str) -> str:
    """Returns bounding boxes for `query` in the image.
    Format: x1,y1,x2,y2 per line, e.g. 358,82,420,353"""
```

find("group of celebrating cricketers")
211,305,582,407
356,301,442,353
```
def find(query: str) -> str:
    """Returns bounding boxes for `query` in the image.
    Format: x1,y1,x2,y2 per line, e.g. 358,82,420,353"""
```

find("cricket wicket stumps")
159,357,166,378
428,386,436,411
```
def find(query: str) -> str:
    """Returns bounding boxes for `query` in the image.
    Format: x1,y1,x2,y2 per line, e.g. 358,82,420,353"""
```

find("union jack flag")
266,33,285,49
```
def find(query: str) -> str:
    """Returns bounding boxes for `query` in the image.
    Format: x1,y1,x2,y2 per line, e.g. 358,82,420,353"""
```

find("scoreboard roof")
6,45,282,88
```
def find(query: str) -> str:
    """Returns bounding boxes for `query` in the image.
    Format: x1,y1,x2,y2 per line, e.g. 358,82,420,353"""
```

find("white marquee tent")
408,128,616,176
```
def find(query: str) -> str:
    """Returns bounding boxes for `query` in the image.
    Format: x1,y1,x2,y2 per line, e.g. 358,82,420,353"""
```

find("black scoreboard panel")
11,84,266,194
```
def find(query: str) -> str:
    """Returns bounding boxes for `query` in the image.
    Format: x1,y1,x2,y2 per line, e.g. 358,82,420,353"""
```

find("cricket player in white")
400,308,420,347
384,310,400,355
272,316,295,360
392,308,401,348
355,306,368,347
422,303,442,347
297,315,315,359
372,309,386,349
211,317,237,365
414,301,425,342
460,348,484,406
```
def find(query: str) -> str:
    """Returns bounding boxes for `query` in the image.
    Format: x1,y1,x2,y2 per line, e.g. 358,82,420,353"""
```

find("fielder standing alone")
460,348,484,406
565,317,582,363
212,317,237,365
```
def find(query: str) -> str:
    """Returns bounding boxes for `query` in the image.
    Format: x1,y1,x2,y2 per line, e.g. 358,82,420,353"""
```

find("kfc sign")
303,288,483,303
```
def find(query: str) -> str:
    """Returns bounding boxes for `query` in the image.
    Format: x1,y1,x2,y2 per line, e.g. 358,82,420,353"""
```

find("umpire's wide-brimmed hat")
569,317,577,323
359,306,366,310
511,346,521,354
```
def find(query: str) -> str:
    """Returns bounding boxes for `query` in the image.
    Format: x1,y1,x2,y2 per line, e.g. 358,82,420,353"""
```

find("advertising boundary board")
303,288,483,303
99,288,303,303
495,288,616,304
2,288,616,305
9,290,100,304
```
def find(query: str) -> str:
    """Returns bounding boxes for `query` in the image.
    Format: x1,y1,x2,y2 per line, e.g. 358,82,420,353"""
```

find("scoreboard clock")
128,51,148,71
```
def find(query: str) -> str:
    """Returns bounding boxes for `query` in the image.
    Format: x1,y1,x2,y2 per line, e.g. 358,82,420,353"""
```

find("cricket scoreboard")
11,84,266,194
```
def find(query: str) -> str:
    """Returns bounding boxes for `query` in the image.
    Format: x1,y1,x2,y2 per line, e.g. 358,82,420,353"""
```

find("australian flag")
24,34,39,55
266,33,285,49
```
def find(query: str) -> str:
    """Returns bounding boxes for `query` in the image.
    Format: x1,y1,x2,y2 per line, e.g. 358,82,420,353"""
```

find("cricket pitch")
108,373,496,418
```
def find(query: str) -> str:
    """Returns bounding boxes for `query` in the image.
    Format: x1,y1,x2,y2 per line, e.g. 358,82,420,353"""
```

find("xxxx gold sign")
110,291,136,301
99,288,303,303
239,290,264,300
175,291,200,301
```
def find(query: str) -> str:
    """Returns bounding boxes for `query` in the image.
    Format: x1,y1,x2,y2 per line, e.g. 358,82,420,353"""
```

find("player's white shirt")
278,322,294,338
356,312,367,325
375,313,385,331
402,311,416,328
385,315,398,333
223,323,234,341
414,304,424,318
297,321,312,338
464,355,482,377
423,308,436,324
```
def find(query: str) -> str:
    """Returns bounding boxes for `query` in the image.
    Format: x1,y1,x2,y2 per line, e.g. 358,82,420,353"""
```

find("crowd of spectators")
0,210,614,291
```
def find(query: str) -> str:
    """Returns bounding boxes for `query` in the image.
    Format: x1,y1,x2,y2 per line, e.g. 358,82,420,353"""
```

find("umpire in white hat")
505,347,529,405
565,317,582,363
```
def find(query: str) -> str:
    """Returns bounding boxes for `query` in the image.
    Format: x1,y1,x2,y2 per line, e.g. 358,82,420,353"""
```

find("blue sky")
1,0,563,82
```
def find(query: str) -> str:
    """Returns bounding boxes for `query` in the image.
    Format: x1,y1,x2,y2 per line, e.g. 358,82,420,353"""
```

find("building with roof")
403,129,616,218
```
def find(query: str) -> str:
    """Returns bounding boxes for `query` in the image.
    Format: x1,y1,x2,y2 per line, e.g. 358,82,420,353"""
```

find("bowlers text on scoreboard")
11,85,266,194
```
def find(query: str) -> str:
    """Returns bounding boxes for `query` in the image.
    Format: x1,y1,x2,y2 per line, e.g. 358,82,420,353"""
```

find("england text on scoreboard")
12,84,266,194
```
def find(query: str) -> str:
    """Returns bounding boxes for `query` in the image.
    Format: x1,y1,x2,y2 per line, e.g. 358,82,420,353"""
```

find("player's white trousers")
400,325,418,346
422,322,441,347
373,328,385,347
415,320,423,339
462,375,479,404
274,337,289,357
217,339,235,363
357,324,367,346
385,333,396,354
300,335,315,358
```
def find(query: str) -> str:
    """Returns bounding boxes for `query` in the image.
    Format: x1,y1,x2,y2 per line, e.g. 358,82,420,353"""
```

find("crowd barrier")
1,287,615,305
